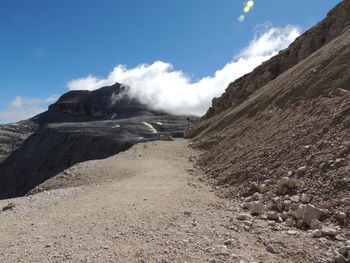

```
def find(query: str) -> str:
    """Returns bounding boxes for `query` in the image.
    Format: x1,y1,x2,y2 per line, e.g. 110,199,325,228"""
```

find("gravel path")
0,140,332,262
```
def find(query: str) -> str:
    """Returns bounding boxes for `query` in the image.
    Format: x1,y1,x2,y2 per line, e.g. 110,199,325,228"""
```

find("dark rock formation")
0,83,195,199
0,121,36,164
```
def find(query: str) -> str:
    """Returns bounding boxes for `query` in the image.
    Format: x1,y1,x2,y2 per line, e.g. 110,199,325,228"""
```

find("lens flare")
238,15,245,22
246,0,254,8
238,0,255,22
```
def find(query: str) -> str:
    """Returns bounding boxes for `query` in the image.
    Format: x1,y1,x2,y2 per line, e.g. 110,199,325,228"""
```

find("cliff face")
199,0,350,122
0,84,195,200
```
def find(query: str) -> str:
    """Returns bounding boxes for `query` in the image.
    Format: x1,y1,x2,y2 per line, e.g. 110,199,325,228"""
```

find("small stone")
258,184,268,193
290,195,300,203
281,212,289,220
295,205,306,219
184,211,192,216
334,254,346,263
287,230,298,235
236,213,251,221
335,235,347,241
283,200,292,210
277,177,298,189
266,212,280,221
259,213,268,220
285,218,295,227
2,203,16,211
335,212,347,221
268,221,277,227
266,245,278,254
224,239,235,246
321,226,338,237
296,166,307,175
312,230,322,238
243,221,253,227
250,202,265,215
300,194,312,204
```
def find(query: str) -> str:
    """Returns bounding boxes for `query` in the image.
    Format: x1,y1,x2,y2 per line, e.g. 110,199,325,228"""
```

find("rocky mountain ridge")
0,83,195,199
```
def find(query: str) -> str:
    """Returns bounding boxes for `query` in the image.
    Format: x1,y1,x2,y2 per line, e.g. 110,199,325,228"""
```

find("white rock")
290,195,300,203
236,213,251,221
287,230,298,236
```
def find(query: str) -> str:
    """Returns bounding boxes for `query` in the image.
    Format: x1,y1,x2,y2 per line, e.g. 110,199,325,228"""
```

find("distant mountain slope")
0,83,195,199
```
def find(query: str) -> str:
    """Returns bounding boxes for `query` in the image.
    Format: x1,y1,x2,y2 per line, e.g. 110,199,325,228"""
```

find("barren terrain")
0,139,343,263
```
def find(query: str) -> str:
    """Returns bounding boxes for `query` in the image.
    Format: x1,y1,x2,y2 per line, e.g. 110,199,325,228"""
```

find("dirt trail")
0,140,332,262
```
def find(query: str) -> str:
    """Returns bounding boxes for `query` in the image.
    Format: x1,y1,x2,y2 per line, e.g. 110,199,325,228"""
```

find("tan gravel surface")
0,140,334,262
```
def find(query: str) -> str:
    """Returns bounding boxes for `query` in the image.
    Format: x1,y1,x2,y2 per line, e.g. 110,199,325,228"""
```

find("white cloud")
0,95,59,124
67,24,301,116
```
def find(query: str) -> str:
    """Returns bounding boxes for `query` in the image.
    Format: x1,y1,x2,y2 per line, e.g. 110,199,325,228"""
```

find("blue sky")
0,0,342,123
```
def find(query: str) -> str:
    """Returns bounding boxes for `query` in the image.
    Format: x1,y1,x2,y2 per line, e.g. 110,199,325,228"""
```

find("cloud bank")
0,95,58,124
67,25,301,116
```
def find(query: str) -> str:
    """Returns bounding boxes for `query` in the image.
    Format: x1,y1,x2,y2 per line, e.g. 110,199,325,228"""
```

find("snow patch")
112,124,120,128
156,122,162,125
142,122,157,133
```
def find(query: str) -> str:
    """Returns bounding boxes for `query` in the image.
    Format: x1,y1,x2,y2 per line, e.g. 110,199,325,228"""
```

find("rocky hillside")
0,83,195,200
197,0,350,121
186,0,350,258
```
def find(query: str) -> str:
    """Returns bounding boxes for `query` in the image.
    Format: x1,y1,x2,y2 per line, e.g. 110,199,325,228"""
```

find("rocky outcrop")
47,84,149,118
200,0,350,122
0,84,195,200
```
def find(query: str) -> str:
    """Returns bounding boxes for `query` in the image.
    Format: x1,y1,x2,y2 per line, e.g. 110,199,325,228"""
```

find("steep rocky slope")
186,0,350,253
199,0,350,121
0,83,194,200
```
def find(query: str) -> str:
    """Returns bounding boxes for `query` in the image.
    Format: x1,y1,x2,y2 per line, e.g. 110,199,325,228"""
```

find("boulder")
302,204,325,226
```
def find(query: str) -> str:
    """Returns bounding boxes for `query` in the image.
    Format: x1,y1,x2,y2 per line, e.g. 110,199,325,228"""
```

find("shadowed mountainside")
0,83,196,199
